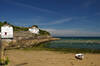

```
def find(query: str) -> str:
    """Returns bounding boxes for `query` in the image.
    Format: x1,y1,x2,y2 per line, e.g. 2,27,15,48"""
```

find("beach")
7,50,100,66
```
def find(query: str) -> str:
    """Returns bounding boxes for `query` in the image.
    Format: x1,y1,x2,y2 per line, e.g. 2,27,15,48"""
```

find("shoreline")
22,46,100,54
5,37,100,54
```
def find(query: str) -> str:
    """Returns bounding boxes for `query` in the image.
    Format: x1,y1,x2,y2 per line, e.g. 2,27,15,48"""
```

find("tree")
32,25,38,28
3,21,8,24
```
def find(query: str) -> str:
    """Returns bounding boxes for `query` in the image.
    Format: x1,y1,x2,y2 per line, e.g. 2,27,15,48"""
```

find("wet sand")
6,50,100,66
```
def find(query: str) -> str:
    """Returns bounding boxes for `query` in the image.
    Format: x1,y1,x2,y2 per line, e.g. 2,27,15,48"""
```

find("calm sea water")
45,37,100,49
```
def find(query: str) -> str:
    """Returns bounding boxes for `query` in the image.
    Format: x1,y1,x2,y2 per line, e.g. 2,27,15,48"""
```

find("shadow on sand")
16,62,28,66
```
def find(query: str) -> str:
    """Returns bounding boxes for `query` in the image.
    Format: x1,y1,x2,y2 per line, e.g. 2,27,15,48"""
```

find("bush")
0,57,10,65
39,29,50,36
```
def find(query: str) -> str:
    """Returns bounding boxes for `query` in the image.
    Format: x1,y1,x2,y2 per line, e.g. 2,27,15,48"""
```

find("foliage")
0,21,28,31
13,26,28,31
32,25,38,28
0,57,10,65
3,21,8,24
5,57,10,65
39,29,50,36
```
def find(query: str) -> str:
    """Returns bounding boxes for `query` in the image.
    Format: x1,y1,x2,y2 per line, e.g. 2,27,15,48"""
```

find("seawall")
5,37,60,49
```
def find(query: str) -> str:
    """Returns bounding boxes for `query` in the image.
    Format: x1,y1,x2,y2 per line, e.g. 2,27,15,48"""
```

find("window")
5,32,7,35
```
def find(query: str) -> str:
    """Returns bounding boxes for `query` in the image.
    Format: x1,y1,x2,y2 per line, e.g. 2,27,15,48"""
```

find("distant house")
1,24,13,39
29,25,39,34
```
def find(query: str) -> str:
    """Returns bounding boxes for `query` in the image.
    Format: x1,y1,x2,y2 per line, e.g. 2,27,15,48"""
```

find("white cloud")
84,1,91,8
12,17,73,26
83,0,95,8
48,18,72,25
42,28,100,36
5,0,57,14
38,18,73,25
95,13,100,16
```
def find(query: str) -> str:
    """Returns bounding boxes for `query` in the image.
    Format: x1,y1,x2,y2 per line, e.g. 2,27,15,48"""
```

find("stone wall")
2,31,59,49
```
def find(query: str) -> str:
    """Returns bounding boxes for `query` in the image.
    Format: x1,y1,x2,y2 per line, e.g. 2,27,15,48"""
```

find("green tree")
3,21,8,24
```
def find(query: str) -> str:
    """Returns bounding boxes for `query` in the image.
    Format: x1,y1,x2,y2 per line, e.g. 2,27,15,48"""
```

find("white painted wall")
29,27,39,34
1,25,13,38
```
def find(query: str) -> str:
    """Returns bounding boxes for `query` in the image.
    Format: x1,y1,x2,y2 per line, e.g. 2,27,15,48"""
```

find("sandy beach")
6,50,100,66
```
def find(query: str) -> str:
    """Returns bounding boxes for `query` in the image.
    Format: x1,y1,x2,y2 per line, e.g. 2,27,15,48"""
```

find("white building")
1,24,13,39
29,25,39,34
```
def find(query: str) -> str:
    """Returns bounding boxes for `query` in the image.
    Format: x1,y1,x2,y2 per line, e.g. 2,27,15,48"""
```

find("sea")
45,37,100,50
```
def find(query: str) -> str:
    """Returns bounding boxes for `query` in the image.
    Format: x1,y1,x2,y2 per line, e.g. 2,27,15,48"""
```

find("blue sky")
0,0,100,36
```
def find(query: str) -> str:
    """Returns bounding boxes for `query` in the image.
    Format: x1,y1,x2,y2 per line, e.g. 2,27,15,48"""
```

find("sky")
0,0,100,37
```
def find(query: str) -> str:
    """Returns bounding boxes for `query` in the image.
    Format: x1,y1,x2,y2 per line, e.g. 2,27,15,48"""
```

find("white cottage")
29,25,39,34
1,24,13,39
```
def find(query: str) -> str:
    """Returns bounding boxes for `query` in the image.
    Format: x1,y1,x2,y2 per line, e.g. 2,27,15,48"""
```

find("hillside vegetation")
0,21,50,36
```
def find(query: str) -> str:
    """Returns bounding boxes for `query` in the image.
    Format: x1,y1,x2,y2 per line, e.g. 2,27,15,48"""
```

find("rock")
75,53,84,60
